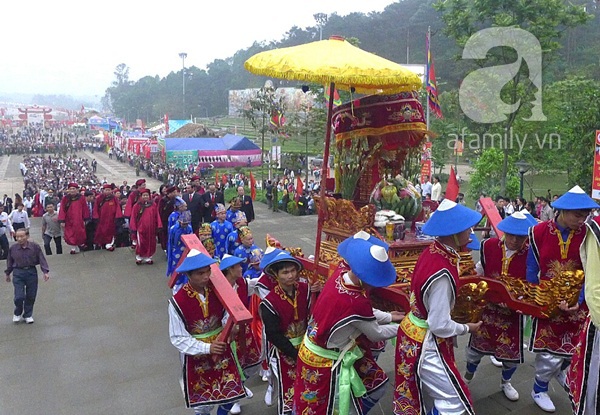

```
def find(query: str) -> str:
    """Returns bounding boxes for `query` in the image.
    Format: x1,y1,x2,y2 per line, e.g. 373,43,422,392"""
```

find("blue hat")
422,200,482,237
176,249,217,273
263,250,303,277
551,186,599,210
233,211,247,224
219,254,246,271
466,232,480,250
178,210,191,223
260,247,283,270
337,231,396,287
497,211,537,236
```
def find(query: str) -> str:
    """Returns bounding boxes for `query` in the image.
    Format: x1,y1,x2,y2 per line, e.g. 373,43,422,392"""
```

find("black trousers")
0,233,9,260
43,234,62,255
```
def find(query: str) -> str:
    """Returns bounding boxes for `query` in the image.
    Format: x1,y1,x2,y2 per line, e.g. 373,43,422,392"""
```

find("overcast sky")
0,1,395,98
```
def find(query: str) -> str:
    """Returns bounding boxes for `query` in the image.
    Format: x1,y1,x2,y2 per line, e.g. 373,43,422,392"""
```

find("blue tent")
159,134,261,168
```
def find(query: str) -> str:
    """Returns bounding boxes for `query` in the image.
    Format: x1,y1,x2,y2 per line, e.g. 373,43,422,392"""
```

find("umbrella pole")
313,82,335,281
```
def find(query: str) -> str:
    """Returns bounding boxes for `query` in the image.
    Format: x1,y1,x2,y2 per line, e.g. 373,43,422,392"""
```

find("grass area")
204,116,324,155
458,172,569,208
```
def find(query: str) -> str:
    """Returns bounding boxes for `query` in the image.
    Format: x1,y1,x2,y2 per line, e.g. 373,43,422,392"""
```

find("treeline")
103,0,600,123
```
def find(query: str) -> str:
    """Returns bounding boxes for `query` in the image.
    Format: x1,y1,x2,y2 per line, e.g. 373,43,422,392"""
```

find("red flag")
164,113,169,135
446,166,460,202
215,171,220,186
426,31,443,119
249,172,256,200
222,173,228,186
325,86,342,107
295,176,303,202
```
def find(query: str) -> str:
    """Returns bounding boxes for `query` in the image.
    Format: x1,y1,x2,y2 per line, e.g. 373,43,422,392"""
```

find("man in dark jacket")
237,186,255,223
182,183,203,234
201,183,224,223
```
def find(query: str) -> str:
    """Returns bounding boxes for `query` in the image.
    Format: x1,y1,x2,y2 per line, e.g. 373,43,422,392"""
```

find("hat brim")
552,193,599,210
263,254,303,277
176,254,217,273
219,256,246,271
337,238,396,287
497,215,538,236
422,205,482,237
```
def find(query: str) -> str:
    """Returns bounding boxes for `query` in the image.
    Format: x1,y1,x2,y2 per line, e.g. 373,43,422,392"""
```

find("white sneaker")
12,315,22,323
244,386,253,399
501,382,519,401
490,356,503,367
24,317,34,324
264,384,273,407
531,391,556,412
229,402,241,414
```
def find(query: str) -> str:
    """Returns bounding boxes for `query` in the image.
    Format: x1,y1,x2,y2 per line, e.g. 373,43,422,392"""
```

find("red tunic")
233,277,261,370
130,201,162,258
294,265,389,415
157,196,174,251
393,241,474,415
93,194,123,245
170,283,245,408
123,190,140,218
262,282,310,415
568,216,600,413
469,238,528,362
57,194,89,246
529,221,588,356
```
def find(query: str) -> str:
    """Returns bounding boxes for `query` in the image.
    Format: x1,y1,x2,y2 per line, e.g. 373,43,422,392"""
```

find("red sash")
171,283,245,408
529,221,588,356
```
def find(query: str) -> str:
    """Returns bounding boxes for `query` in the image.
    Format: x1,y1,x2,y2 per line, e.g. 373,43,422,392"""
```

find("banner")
420,141,432,184
592,130,600,199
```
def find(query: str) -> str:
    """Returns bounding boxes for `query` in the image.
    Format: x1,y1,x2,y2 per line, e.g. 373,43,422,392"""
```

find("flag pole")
426,26,431,131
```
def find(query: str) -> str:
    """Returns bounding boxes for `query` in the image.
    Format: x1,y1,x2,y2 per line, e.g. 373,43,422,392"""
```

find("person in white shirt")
431,175,442,202
8,203,30,237
23,196,34,217
421,175,433,198
0,204,14,259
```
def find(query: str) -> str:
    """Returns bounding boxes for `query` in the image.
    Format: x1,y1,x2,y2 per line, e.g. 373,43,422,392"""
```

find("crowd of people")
166,186,599,415
3,126,598,415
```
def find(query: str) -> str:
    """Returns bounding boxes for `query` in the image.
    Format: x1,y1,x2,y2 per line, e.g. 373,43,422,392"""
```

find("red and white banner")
592,130,600,200
420,141,432,184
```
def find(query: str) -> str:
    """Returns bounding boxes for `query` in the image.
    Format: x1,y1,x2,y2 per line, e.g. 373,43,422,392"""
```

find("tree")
468,147,520,199
435,0,591,194
541,77,600,191
240,83,287,186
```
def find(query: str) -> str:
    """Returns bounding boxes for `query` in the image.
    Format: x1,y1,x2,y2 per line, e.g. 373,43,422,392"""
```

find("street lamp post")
179,52,187,119
515,160,530,199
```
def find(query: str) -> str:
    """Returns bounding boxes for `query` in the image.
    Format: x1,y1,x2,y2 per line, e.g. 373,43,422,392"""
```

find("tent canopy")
163,134,259,152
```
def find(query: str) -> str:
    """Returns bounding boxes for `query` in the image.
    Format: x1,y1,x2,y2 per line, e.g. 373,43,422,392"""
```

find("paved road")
0,152,571,415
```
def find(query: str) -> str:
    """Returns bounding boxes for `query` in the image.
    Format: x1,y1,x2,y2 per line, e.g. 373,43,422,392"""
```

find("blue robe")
167,211,182,232
233,243,259,274
243,266,262,279
226,229,241,256
210,219,234,259
226,209,240,223
167,222,193,279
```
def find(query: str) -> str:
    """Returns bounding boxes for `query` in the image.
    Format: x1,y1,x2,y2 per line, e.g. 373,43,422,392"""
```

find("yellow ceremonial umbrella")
244,35,422,270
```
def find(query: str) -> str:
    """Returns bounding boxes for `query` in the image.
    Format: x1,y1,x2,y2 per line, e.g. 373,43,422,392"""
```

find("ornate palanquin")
267,196,585,322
